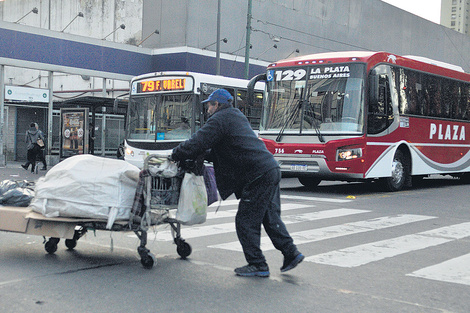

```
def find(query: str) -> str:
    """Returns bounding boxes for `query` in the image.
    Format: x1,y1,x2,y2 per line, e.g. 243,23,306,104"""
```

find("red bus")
248,51,470,191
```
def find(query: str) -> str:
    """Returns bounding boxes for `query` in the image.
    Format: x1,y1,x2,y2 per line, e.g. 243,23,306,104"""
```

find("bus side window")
457,84,470,120
398,68,421,115
236,89,262,129
368,73,393,135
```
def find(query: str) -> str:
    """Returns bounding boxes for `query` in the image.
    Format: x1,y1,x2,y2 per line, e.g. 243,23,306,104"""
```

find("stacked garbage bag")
29,155,140,229
0,180,35,207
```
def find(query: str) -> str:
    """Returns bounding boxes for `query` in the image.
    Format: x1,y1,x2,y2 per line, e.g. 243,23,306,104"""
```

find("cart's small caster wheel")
45,238,60,254
65,239,77,250
176,239,192,259
141,253,155,269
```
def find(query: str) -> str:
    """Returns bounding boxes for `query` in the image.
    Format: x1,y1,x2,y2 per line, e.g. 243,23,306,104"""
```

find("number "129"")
274,69,306,81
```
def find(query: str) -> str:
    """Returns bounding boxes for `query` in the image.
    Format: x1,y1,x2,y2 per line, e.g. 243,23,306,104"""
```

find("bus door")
367,65,396,136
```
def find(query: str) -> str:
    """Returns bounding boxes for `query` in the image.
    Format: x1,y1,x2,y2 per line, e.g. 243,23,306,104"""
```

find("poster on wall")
60,108,89,158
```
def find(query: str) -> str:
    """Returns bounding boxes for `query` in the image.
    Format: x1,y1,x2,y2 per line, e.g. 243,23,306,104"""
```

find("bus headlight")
337,147,362,161
125,147,134,157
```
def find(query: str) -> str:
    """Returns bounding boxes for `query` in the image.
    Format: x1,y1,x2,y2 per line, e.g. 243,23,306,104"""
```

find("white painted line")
206,203,314,220
141,208,368,242
209,214,436,252
208,199,239,207
281,209,369,224
407,252,470,286
281,195,352,203
209,195,352,207
306,222,470,267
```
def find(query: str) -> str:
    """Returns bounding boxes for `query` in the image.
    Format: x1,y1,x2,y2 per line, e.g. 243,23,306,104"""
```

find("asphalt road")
0,170,469,313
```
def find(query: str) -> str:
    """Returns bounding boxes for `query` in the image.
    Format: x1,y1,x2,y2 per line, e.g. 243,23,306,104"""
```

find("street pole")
101,78,107,157
0,65,5,166
47,71,53,165
216,0,221,75
244,0,252,79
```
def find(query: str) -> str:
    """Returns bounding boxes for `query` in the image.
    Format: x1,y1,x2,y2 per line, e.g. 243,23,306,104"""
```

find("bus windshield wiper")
276,99,302,142
276,99,325,143
308,102,325,143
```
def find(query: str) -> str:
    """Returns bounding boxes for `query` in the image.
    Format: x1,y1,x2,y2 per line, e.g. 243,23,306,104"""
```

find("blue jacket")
172,104,279,200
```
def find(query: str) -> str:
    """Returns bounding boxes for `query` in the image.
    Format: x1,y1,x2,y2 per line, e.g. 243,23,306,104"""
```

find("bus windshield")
262,63,365,134
126,94,194,141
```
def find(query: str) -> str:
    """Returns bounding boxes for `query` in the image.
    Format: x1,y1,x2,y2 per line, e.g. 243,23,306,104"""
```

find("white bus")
123,71,264,168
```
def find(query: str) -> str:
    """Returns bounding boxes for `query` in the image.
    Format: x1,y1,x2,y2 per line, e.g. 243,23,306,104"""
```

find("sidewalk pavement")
0,161,48,183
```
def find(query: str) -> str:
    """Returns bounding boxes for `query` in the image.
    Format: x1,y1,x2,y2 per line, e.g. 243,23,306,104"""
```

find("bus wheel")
298,177,321,188
382,150,409,192
459,173,470,184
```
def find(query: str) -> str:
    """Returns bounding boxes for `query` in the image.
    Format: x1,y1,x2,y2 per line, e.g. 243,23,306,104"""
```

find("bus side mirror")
247,73,267,107
369,71,379,106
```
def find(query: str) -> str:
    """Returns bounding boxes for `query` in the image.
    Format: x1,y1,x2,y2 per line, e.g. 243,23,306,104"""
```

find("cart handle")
144,153,173,168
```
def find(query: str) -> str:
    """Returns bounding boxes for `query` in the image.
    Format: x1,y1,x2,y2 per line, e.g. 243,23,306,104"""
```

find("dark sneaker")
41,167,47,170
280,252,305,273
234,264,270,277
21,164,28,170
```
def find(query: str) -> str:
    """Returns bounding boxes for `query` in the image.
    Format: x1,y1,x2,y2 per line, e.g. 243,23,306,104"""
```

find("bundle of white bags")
29,155,140,229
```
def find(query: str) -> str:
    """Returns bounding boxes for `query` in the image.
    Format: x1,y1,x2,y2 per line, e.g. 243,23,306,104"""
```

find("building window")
451,21,456,26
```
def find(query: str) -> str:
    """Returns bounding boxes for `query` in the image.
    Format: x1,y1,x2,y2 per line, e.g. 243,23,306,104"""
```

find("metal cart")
38,154,192,269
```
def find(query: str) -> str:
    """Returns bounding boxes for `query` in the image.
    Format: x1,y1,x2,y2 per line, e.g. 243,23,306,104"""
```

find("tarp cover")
29,155,140,228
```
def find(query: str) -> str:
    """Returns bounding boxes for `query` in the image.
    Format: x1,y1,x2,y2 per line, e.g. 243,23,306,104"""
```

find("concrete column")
101,78,106,156
0,65,5,166
46,71,59,166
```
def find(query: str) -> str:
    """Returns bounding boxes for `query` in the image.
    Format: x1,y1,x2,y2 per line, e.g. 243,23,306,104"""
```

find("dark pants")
37,148,47,168
24,144,46,170
235,167,298,265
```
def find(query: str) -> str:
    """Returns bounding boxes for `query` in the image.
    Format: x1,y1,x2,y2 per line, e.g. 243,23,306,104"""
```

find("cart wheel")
176,239,192,259
65,239,77,250
45,238,60,254
140,253,155,269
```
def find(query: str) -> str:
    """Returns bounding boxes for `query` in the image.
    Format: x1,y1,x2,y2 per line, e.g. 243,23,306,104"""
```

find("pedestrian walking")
22,122,47,172
171,89,304,277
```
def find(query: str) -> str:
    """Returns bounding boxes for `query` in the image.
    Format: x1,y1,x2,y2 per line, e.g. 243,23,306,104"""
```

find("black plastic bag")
0,180,35,207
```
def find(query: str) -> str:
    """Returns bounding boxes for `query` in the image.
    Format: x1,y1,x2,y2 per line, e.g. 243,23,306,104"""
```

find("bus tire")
459,173,470,184
298,177,321,188
382,149,409,192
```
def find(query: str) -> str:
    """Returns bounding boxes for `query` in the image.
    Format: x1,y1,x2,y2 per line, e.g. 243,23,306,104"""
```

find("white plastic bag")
176,172,207,225
148,159,179,178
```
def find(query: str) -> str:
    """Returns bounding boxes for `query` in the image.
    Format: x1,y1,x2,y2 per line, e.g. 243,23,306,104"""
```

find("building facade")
441,0,470,35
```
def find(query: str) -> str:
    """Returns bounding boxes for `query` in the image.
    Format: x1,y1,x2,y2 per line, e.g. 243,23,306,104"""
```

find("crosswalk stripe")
281,195,352,203
305,222,470,267
407,252,470,286
141,208,369,242
208,199,239,207
206,203,314,220
209,214,436,252
208,194,350,208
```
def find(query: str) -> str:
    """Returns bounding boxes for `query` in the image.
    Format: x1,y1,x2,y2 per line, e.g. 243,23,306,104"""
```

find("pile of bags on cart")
0,180,35,207
3,154,217,229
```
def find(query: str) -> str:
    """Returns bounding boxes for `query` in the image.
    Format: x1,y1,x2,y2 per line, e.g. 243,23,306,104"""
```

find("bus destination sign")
132,76,194,94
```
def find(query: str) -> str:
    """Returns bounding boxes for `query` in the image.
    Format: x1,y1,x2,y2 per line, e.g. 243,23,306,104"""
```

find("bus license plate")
291,164,308,171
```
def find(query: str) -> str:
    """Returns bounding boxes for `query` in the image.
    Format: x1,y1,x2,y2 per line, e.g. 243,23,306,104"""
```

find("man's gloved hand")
170,148,180,162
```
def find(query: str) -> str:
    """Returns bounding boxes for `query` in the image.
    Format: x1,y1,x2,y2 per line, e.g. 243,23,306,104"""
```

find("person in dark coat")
171,89,304,277
22,122,46,172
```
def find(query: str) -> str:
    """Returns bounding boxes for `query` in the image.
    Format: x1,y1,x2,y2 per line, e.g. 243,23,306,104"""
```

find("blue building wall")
0,23,266,80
